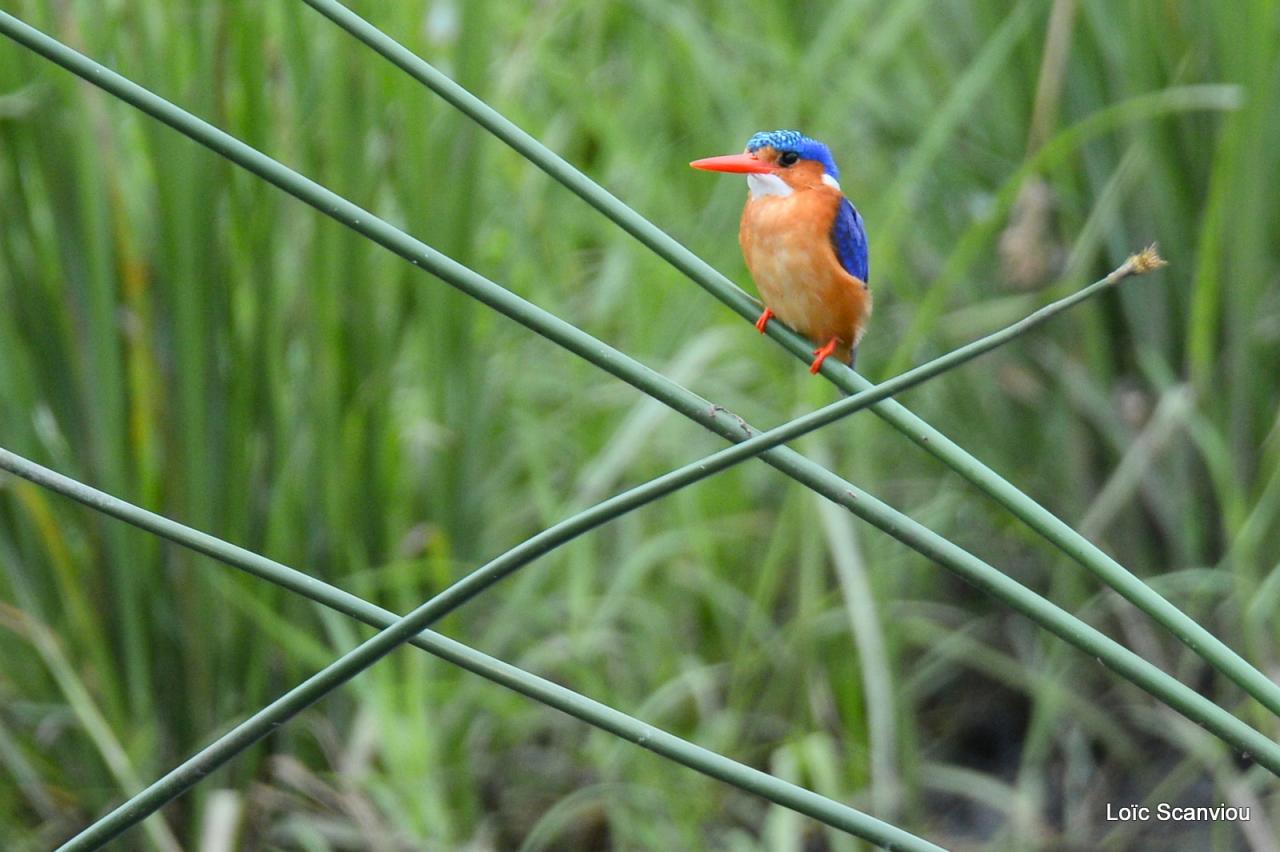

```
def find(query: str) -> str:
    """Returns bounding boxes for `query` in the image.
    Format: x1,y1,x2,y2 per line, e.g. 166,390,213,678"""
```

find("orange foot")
809,338,839,374
754,308,775,333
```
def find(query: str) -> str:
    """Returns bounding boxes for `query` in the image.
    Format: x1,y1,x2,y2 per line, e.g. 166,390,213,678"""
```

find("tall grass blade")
0,449,940,852
292,0,1280,723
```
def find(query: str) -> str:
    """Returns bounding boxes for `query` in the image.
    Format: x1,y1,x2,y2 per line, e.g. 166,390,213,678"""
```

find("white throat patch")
747,173,793,198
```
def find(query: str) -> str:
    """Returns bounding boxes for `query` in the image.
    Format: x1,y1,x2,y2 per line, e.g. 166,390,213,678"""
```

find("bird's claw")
809,338,840,374
754,308,775,334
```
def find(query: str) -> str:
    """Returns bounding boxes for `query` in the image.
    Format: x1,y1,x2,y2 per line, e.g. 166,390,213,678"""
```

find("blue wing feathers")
831,198,869,284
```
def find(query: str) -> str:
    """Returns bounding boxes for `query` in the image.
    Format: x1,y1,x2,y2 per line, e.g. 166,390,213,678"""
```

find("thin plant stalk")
9,255,1146,849
292,0,1280,721
54,325,1280,843
0,452,940,852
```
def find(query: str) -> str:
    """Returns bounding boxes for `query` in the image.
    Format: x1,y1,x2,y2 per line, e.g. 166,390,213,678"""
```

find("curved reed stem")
9,257,1144,849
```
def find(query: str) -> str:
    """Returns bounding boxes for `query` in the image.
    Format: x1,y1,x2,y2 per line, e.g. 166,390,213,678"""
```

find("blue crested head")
746,130,840,180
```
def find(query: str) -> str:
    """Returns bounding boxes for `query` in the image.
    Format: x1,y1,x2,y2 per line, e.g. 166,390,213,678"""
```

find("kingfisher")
691,130,870,373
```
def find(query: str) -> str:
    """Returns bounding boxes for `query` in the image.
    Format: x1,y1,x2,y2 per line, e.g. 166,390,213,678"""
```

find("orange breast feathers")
739,186,871,365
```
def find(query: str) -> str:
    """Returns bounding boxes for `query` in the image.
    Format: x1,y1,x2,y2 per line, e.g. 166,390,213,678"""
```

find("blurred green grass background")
1,0,1278,848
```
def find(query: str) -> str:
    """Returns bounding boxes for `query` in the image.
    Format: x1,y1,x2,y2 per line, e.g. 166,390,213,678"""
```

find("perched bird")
691,130,870,373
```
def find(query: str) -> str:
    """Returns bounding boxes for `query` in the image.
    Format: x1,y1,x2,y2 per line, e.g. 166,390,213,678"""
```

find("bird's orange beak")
689,153,773,174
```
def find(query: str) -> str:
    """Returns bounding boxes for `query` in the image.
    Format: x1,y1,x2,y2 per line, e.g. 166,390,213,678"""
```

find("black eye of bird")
778,151,799,167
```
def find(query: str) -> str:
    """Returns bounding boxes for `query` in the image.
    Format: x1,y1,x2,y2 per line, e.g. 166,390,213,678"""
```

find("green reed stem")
0,449,939,852
294,0,1280,721
16,253,1143,849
